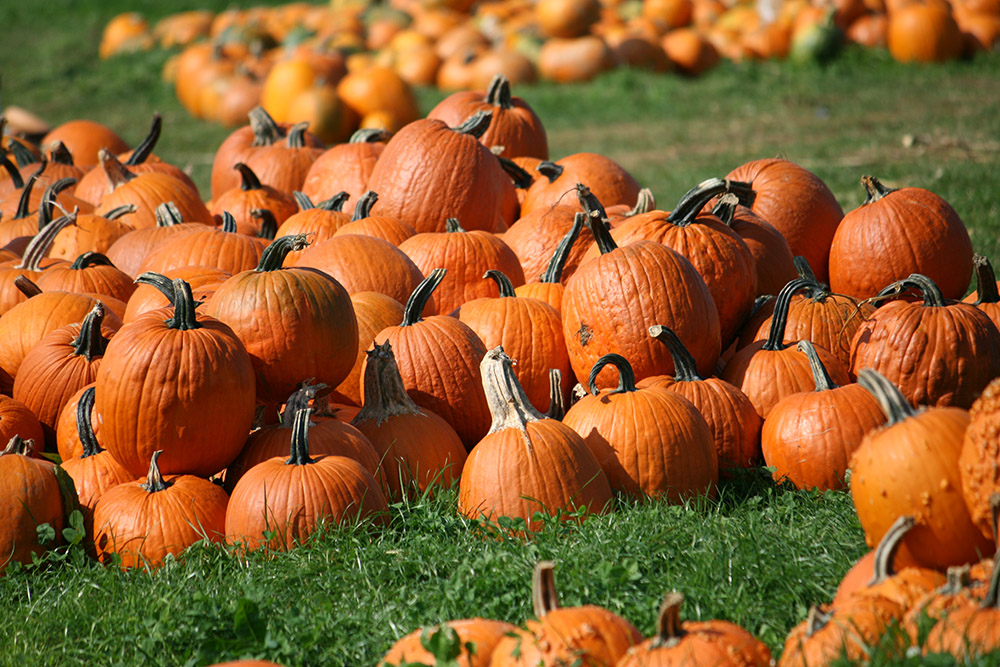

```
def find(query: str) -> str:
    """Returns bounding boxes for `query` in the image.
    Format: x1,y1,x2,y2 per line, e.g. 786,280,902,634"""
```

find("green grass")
3,1,1000,665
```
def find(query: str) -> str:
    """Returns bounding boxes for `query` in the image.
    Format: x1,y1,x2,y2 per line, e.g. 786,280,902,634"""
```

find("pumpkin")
332,291,405,407
300,128,389,204
520,153,640,217
617,592,772,666
562,353,718,500
35,252,135,303
95,276,256,477
0,211,76,316
137,211,268,276
960,378,1000,540
331,191,418,246
123,265,230,323
104,201,214,278
243,122,325,195
458,347,612,532
48,205,137,261
381,619,516,667
92,450,228,569
512,212,585,314
42,119,130,169
964,254,1000,332
923,549,1000,658
209,163,298,235
0,395,44,452
778,598,904,667
503,206,592,288
489,561,641,665
0,437,68,572
849,368,993,570
888,0,963,62
829,175,974,301
711,194,798,299
225,407,389,551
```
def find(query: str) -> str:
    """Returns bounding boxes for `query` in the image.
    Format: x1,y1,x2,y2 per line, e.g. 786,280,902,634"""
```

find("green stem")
256,234,311,271
666,178,736,226
134,272,176,304
876,274,946,307
285,407,315,466
125,113,161,166
652,592,686,648
648,324,703,382
1,435,34,457
349,128,390,144
98,149,136,190
103,204,137,220
49,142,75,166
37,177,77,227
711,193,738,225
453,110,492,139
856,368,916,426
71,303,109,361
796,341,837,391
861,175,897,205
220,211,238,233
867,515,915,585
763,278,812,351
973,255,1000,305
539,213,584,284
536,161,563,184
485,74,513,109
18,212,76,271
248,106,286,147
483,269,516,297
445,218,465,233
69,252,114,270
165,279,201,331
140,450,172,493
402,269,445,326
8,141,37,169
252,208,278,240
545,369,565,421
498,156,533,189
13,276,42,298
76,387,103,458
351,190,378,221
154,201,184,226
588,353,638,395
14,164,45,220
280,382,327,428
0,154,24,190
234,162,263,191
286,122,310,148
576,184,616,255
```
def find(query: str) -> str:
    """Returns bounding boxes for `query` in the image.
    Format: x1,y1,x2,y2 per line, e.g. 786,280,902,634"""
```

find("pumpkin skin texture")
225,408,389,552
849,369,993,571
0,437,66,572
381,619,516,667
726,158,843,282
92,450,228,569
829,175,973,301
724,201,798,298
617,592,772,667
779,598,904,667
520,153,640,217
332,291,405,407
0,395,45,454
366,112,507,234
923,553,1000,659
503,206,592,286
300,129,388,205
458,347,612,533
959,377,1000,540
489,561,642,666
849,274,1000,409
95,277,256,478
562,353,718,501
888,0,963,62
137,214,268,277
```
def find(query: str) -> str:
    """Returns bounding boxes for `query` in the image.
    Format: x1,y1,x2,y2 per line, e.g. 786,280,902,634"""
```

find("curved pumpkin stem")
257,234,311,271
539,213,584,284
18,212,77,271
98,149,136,190
49,142,75,166
280,382,326,428
13,276,42,298
453,110,492,139
2,435,34,457
0,153,25,190
497,155,533,189
861,175,897,205
445,218,466,233
134,272,176,304
351,190,378,221
76,386,103,458
877,274,947,308
588,353,638,396
972,255,1000,305
349,128,391,144
293,191,314,211
867,515,916,586
285,407,316,466
140,450,171,493
546,369,565,421
353,341,424,426
710,192,739,226
154,201,184,227
652,592,686,648
856,368,916,426
7,140,38,169
297,190,349,213
763,278,812,351
628,188,656,217
648,324,703,382
667,178,755,226
125,112,162,166
797,341,838,392
536,161,563,184
252,208,278,240
531,561,561,617
37,177,77,227
220,211,238,233
577,184,616,255
69,252,114,270
71,303,109,362
103,203,137,220
13,165,45,221
485,74,513,109
483,269,516,297
482,346,545,440
166,279,201,331
285,122,310,148
402,268,445,327
248,106,286,147
234,162,263,191
805,606,834,638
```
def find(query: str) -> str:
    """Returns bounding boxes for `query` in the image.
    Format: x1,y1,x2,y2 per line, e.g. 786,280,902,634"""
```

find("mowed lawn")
2,1,1000,665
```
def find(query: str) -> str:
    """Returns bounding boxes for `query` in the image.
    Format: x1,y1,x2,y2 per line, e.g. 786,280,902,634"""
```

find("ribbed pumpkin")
95,276,256,477
617,592,772,667
42,119,129,170
849,369,993,570
0,395,44,451
92,450,229,569
204,234,358,405
0,210,75,315
713,195,798,298
562,353,717,500
271,191,351,264
923,550,1000,659
520,153,640,217
104,201,214,278
225,407,389,551
137,211,268,276
849,273,1000,409
331,291,405,407
458,347,612,532
352,341,467,501
34,252,136,303
366,111,507,234
643,324,762,476
488,561,641,665
563,185,721,389
300,128,389,204
48,205,137,261
123,265,230,323
829,175,973,300
778,597,904,667
381,619,516,667
331,191,418,247
512,212,585,314
503,206,591,287
209,163,298,235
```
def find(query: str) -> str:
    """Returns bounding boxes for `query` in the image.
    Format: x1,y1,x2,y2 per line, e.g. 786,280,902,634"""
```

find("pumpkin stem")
445,218,466,233
98,149,136,190
125,113,162,166
165,279,201,331
134,272,176,304
797,340,838,392
628,188,656,217
8,141,38,168
220,211,238,234
257,234,311,271
485,74,513,109
938,566,972,596
75,387,103,458
535,161,563,184
36,177,77,227
154,201,184,227
13,276,42,298
18,212,77,271
482,346,545,440
794,256,820,284
651,592,686,648
648,324,703,382
877,274,947,308
317,191,350,212
539,212,584,284
248,106,286,146
866,515,916,586
666,178,735,226
252,208,278,240
483,269,516,297
402,268,445,327
453,110,492,139
0,153,25,189
710,192,739,225
349,128,390,144
280,382,327,428
531,561,561,617
14,164,45,220
1,435,34,457
546,369,565,420
69,252,114,270
285,407,316,466
234,162,263,191
286,122,310,148
861,175,897,205
497,155,533,189
49,142,75,166
763,278,811,351
982,546,1000,610
805,606,833,637
856,368,916,426
103,203,137,220
70,303,109,361
577,184,616,255
293,191,314,211
352,190,378,221
353,341,424,427
140,450,172,493
972,255,1000,305
588,353,638,396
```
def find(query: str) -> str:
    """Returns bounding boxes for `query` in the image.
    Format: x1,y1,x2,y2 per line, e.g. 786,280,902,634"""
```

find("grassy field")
3,1,1000,665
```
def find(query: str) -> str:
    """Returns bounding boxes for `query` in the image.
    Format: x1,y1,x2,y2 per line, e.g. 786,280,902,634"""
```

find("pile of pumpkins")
3,72,1000,662
99,0,1000,137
